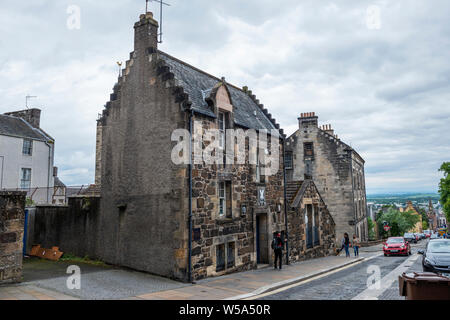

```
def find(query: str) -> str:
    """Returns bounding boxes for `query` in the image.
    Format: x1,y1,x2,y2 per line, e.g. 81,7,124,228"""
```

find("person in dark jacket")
272,233,284,270
341,233,351,257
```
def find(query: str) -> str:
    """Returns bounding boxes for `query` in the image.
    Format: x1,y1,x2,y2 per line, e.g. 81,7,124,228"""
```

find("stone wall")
31,197,100,258
287,182,336,263
97,13,189,281
0,191,26,284
190,115,285,280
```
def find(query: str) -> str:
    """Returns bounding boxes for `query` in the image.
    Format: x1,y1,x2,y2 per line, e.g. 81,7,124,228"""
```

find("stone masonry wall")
190,114,285,280
0,191,26,284
288,182,336,262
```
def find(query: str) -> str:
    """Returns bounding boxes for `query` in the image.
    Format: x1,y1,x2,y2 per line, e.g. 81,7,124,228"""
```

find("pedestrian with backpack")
271,232,284,270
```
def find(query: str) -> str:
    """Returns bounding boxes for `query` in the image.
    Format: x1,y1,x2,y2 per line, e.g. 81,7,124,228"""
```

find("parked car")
430,233,441,240
419,233,426,240
414,233,421,241
419,239,450,276
383,237,411,256
404,233,417,244
424,230,432,238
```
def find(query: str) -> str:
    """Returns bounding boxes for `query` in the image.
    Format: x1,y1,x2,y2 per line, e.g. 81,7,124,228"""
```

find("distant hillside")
367,193,440,205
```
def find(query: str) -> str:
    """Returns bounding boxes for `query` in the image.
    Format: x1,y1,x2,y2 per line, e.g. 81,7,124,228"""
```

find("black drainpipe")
188,107,194,283
282,137,289,265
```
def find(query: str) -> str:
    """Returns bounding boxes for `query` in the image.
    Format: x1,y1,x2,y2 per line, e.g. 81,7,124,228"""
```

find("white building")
0,108,56,204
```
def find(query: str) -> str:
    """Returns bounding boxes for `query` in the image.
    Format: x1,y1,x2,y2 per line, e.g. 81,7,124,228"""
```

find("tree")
377,207,421,237
439,162,450,223
367,217,376,240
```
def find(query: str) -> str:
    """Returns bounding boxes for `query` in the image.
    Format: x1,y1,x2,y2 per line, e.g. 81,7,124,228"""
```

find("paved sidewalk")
136,255,368,300
0,284,78,300
1,249,380,300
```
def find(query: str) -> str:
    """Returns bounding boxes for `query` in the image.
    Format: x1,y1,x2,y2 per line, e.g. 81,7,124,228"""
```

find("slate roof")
0,114,50,141
158,51,280,134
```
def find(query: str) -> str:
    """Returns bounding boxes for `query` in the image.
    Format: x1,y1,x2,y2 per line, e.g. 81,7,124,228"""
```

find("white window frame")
218,112,225,149
22,139,33,156
20,168,32,189
219,181,225,216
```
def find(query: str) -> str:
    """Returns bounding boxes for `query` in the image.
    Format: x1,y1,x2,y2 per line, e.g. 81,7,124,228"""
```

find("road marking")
243,255,383,300
352,254,421,300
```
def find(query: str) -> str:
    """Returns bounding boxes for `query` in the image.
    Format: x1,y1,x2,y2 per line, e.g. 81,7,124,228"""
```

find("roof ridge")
157,50,247,93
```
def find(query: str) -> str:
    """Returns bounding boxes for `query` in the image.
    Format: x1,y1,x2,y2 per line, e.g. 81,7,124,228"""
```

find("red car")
383,237,411,256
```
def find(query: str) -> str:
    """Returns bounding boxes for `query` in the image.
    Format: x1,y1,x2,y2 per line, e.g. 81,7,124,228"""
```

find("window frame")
284,151,293,169
304,142,314,158
20,168,32,189
219,181,226,216
22,139,33,156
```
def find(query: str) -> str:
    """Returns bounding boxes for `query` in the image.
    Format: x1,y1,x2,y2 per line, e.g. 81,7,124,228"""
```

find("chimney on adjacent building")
134,12,159,53
298,112,318,129
4,108,41,129
321,124,335,136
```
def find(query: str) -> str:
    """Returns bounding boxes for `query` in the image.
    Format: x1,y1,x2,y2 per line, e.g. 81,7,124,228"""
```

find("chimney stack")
321,124,334,136
134,12,159,53
298,112,318,129
4,108,41,129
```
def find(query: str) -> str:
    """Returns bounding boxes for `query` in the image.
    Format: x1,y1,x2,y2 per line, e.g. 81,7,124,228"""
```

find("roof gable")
0,114,50,141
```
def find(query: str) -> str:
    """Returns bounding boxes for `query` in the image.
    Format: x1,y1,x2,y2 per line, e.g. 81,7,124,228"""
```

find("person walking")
352,234,360,257
341,233,351,257
271,232,284,270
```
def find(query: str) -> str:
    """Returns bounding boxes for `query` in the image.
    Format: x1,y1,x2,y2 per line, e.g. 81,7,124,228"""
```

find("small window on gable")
23,139,33,156
304,142,314,158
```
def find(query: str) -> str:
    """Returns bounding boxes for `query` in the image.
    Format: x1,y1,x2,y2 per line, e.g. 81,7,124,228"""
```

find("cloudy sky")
1,0,449,194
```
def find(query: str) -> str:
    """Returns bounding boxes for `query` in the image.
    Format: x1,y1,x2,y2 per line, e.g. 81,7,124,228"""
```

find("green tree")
367,217,376,240
439,162,450,223
377,207,421,237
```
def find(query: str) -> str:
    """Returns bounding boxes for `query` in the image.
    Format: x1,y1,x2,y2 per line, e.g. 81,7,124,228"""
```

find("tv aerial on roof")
146,0,171,44
25,95,37,109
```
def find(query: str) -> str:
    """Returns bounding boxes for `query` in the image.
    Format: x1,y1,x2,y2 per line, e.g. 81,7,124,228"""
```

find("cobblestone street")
257,242,427,300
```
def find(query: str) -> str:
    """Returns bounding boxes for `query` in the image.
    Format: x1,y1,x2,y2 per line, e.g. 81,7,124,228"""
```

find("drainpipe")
44,141,53,204
187,107,194,283
282,137,289,265
349,150,356,238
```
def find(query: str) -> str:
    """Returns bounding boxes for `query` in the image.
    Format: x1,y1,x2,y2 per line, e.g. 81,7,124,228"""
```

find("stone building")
96,12,287,282
93,12,337,282
402,201,423,233
427,200,438,231
285,113,368,243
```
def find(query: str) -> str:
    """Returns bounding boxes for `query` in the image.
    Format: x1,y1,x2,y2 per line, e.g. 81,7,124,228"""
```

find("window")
304,142,314,158
20,168,32,189
284,151,293,169
219,181,232,218
219,182,225,216
227,242,235,268
218,112,226,149
216,244,225,272
256,148,266,183
22,139,33,155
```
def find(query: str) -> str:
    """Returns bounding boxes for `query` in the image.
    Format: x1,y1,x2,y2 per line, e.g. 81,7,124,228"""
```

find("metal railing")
1,185,94,206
